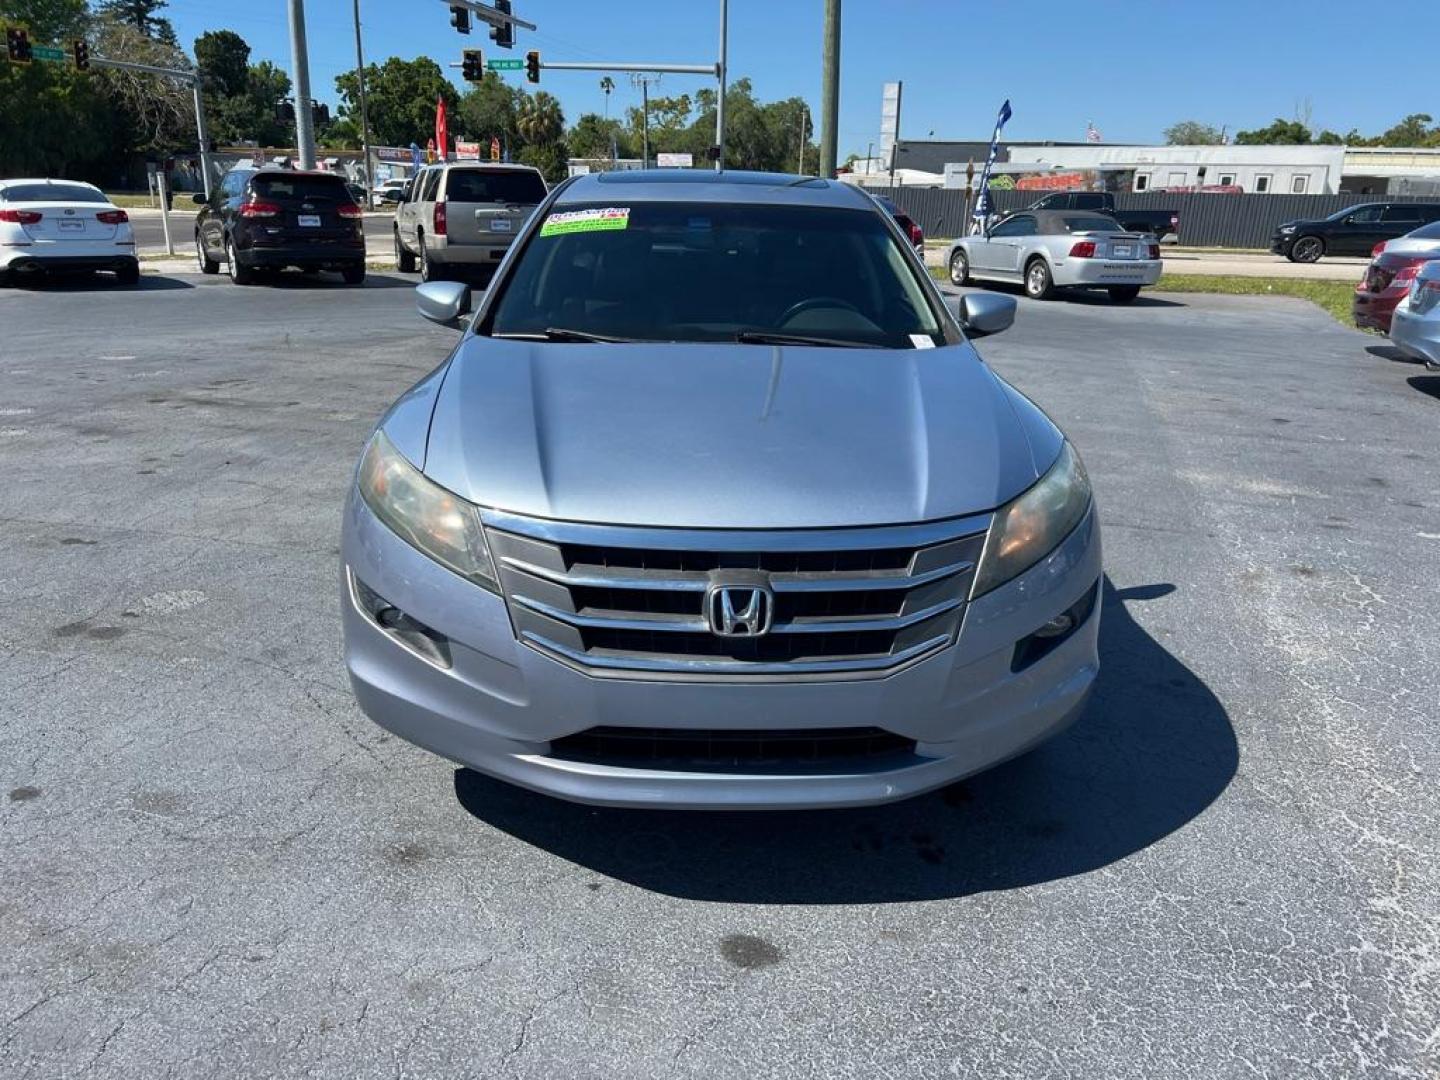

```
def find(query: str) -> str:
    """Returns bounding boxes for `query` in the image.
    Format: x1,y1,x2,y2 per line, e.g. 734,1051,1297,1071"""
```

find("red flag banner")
435,96,449,163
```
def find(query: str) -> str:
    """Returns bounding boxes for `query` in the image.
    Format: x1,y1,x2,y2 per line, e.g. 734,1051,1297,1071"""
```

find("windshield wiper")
492,327,634,343
735,329,869,349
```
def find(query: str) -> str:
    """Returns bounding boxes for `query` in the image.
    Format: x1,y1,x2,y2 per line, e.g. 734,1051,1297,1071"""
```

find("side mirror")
191,193,208,205
947,292,1017,337
416,281,473,330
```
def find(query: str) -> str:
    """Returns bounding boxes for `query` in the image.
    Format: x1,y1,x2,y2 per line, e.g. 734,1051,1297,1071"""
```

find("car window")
0,182,107,203
1382,206,1422,224
252,175,351,202
1346,206,1383,224
1062,216,1124,233
990,215,1035,238
421,170,443,201
486,202,944,349
444,169,547,204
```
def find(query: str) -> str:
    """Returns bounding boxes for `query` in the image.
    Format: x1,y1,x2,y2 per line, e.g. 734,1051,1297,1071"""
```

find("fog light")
350,571,452,669
1010,579,1099,673
1033,613,1075,639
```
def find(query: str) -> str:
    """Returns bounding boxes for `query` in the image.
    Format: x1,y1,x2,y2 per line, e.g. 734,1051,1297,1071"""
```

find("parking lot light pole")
352,0,374,199
288,0,317,170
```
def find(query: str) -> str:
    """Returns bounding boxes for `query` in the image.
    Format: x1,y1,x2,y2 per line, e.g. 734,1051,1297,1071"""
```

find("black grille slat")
562,544,914,576
550,725,917,772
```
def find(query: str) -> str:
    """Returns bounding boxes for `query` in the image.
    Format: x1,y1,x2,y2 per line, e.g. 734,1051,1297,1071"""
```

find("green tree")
568,113,632,161
517,90,564,146
195,29,250,97
1314,130,1345,145
517,141,569,183
457,71,520,149
92,16,193,153
599,76,615,118
1377,113,1437,147
96,0,175,45
335,57,453,148
1234,118,1311,145
1163,120,1225,145
2,0,88,40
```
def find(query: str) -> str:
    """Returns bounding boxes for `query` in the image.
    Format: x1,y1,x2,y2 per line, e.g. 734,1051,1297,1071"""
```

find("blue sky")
165,0,1437,155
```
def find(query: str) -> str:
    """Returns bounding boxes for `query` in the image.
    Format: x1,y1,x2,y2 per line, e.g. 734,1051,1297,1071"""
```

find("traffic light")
312,102,330,126
276,100,296,124
490,0,513,48
524,49,540,84
449,4,471,33
461,48,484,82
6,26,32,64
72,39,88,71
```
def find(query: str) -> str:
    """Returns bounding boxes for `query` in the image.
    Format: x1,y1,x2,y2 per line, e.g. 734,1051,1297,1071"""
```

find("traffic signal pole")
715,0,727,170
89,55,214,199
287,0,317,169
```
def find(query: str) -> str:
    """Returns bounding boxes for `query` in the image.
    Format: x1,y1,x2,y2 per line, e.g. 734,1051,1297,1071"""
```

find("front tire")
1289,236,1325,263
226,237,256,285
1024,257,1054,300
196,235,219,274
341,264,366,286
1108,285,1141,303
948,249,970,286
395,229,416,273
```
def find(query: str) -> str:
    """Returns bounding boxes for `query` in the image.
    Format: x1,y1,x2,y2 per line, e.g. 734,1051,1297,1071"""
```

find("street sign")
487,58,522,70
32,45,65,61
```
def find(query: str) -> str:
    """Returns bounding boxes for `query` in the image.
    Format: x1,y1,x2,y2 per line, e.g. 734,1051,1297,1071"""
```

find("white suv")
394,163,547,281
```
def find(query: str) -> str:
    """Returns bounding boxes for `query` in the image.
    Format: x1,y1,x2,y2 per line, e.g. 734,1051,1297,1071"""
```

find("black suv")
194,168,366,285
1271,202,1440,263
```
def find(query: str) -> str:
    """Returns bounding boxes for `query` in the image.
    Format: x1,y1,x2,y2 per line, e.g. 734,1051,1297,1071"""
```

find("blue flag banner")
410,142,423,171
971,99,1013,233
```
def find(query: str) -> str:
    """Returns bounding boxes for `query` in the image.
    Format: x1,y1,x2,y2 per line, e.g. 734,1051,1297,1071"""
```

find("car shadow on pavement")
4,273,193,292
243,272,415,290
1407,375,1440,400
453,576,1238,904
1365,344,1420,365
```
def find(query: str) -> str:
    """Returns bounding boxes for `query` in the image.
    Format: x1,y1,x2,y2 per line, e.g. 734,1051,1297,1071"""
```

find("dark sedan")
194,168,366,285
1272,202,1440,263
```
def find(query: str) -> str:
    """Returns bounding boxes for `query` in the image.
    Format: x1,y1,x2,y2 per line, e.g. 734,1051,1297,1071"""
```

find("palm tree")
600,76,615,118
517,91,564,146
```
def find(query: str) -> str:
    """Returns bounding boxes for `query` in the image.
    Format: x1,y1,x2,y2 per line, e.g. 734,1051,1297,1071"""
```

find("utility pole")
631,72,659,168
288,0,317,169
352,0,373,199
715,0,728,170
819,0,840,178
797,104,808,175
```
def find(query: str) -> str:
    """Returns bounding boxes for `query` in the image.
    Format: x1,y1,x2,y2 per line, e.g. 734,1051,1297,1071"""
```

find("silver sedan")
946,209,1162,303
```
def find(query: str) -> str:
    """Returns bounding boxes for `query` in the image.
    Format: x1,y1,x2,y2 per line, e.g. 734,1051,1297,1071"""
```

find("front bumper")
1390,303,1440,368
1054,258,1163,288
1270,234,1297,256
341,495,1104,810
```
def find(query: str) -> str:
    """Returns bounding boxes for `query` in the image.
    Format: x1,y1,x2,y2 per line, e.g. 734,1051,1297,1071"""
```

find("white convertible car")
0,179,138,285
945,209,1161,303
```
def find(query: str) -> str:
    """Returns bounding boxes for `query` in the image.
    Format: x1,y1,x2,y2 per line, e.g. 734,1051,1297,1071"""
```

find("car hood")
421,338,1054,530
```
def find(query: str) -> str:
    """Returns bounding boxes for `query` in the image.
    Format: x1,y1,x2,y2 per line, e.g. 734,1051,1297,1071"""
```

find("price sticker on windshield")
539,207,630,237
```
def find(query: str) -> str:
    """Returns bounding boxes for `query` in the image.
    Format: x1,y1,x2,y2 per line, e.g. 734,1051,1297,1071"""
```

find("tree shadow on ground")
454,576,1236,904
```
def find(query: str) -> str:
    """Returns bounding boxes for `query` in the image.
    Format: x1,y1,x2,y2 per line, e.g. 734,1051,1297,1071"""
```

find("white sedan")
0,179,138,285
944,209,1162,303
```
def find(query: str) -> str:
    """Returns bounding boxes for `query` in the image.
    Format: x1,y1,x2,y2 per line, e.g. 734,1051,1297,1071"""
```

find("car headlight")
972,441,1092,597
356,430,498,591
1279,224,1296,234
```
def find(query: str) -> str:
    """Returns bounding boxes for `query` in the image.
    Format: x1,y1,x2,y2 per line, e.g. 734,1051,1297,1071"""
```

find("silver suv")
394,162,547,281
343,170,1102,810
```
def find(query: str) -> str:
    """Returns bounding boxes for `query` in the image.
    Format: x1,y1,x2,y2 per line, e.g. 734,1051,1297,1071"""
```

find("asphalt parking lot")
2,273,1437,1079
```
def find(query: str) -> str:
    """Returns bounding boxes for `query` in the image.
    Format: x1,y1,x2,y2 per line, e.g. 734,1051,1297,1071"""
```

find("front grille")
483,513,989,678
549,726,917,772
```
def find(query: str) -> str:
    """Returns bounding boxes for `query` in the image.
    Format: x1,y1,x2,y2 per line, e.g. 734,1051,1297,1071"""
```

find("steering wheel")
777,296,862,325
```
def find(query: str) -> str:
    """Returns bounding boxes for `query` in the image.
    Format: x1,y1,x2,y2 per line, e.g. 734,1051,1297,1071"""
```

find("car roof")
555,170,873,210
441,162,542,172
0,178,100,188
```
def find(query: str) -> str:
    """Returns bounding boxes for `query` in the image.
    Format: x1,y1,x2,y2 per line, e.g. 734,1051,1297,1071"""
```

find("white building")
998,144,1347,195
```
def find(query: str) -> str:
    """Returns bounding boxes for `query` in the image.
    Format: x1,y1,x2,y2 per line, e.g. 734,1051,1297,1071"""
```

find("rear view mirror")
947,292,1016,337
416,281,473,330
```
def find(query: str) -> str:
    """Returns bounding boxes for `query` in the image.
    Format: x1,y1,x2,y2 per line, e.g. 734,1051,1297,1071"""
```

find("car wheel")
341,264,366,286
1108,285,1141,303
1289,236,1325,263
419,236,444,282
1024,257,1054,300
948,249,970,286
226,237,255,285
115,260,140,286
395,229,416,273
196,235,219,275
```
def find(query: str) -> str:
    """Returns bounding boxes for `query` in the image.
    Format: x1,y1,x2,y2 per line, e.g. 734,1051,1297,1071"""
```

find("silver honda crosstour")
341,170,1102,809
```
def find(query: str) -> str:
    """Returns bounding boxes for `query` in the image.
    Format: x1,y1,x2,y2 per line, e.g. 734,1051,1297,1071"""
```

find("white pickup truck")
394,162,547,282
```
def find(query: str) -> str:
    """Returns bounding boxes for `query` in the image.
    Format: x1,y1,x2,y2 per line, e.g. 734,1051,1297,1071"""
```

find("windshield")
1,182,107,203
486,201,945,348
446,169,547,204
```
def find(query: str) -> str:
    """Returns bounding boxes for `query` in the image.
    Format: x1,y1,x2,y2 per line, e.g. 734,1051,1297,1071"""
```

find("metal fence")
877,187,1440,249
